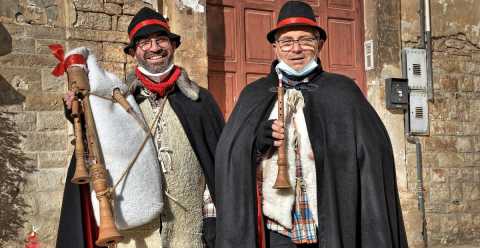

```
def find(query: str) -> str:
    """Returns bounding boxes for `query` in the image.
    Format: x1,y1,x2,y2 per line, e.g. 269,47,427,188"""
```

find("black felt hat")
267,1,327,43
124,7,181,54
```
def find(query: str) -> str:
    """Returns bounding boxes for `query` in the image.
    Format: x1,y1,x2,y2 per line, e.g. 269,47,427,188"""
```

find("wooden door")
207,0,365,118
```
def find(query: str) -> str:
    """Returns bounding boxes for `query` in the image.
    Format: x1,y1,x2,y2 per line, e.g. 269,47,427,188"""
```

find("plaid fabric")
203,185,216,218
265,132,317,244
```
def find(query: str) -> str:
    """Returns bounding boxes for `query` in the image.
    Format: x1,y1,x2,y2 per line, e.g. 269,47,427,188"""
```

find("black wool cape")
215,64,408,248
56,85,224,248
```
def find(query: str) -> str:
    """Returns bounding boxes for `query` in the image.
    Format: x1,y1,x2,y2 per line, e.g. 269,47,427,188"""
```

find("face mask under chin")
276,58,318,77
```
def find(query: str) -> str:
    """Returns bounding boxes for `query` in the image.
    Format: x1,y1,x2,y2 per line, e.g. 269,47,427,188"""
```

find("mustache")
144,49,168,59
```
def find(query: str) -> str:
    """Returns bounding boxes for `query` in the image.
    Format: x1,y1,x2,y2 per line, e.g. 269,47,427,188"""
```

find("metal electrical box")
385,78,408,110
403,48,429,135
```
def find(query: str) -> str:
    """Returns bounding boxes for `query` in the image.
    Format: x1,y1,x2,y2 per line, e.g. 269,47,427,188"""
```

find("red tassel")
24,231,41,248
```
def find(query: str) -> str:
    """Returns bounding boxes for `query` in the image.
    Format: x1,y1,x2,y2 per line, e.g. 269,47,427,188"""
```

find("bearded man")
215,1,408,248
56,7,223,248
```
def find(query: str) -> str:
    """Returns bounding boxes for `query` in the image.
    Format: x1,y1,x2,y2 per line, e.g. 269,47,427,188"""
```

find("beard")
137,49,174,74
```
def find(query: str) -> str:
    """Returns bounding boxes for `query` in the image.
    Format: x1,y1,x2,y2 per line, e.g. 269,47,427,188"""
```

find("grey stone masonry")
0,0,153,246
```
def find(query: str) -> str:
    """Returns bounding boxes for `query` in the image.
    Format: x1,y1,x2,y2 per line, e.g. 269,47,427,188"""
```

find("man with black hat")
56,7,222,248
215,1,408,248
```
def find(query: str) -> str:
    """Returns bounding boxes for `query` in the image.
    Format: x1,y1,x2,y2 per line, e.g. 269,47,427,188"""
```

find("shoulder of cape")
237,75,276,101
311,71,367,104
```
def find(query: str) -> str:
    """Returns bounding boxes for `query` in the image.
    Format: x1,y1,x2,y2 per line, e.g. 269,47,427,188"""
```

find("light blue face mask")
276,58,318,77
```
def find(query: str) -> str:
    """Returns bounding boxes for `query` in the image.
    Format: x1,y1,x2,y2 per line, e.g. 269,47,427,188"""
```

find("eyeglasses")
136,37,171,50
276,37,318,52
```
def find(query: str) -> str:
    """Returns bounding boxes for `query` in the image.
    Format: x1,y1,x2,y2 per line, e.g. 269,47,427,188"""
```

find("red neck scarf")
135,66,181,97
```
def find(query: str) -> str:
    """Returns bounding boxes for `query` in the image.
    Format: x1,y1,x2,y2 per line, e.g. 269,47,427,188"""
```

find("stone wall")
365,0,480,247
0,0,207,246
401,0,480,246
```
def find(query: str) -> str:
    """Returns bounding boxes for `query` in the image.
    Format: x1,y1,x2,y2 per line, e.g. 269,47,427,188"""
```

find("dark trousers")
266,230,318,248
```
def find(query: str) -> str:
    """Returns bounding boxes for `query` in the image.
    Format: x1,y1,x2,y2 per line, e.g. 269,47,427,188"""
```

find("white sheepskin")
67,48,163,230
261,89,318,229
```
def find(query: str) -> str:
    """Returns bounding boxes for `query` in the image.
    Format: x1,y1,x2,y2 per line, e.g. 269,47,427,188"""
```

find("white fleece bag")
66,48,163,230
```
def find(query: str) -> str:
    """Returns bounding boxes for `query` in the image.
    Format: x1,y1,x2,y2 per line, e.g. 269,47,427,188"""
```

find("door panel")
245,9,274,63
328,19,355,68
207,0,366,118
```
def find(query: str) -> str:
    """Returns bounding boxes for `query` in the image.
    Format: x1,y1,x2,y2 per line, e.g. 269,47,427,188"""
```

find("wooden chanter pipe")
68,67,89,184
66,66,123,246
273,77,291,189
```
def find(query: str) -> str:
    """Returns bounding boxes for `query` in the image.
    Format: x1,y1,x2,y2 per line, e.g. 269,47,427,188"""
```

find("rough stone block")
102,42,126,62
474,167,480,182
20,171,38,194
36,190,63,212
447,199,467,213
474,152,480,163
111,15,118,31
22,131,67,152
106,0,124,3
11,37,36,54
463,122,480,136
430,95,456,120
430,120,461,135
9,111,37,131
456,137,474,153
2,23,26,38
0,105,23,113
117,15,133,32
0,67,42,93
38,151,69,169
463,182,480,201
123,0,150,15
466,61,480,76
474,76,480,92
450,167,475,183
431,168,448,183
424,136,457,152
443,215,461,237
449,181,464,210
45,5,60,26
465,199,480,212
22,193,39,216
437,152,464,168
430,182,450,202
23,25,66,40
73,0,104,12
37,111,66,131
438,76,458,92
36,168,65,191
19,4,48,25
438,59,466,75
454,94,470,121
475,137,480,152
75,12,112,31
105,3,122,15
460,214,479,242
470,99,480,120
24,93,63,111
41,69,66,93
0,53,58,68
459,75,474,92
35,39,66,55
69,28,128,43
